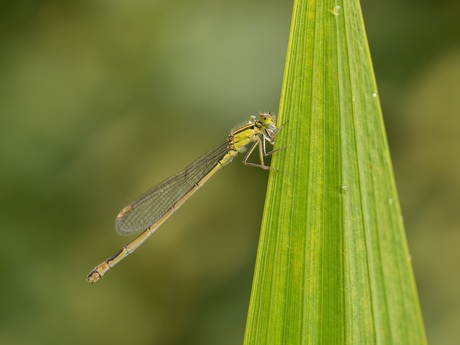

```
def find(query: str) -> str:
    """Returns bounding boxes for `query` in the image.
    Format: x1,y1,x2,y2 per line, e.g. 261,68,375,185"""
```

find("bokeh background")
1,1,459,344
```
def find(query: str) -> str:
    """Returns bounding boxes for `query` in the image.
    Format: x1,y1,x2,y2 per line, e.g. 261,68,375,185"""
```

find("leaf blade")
244,0,427,344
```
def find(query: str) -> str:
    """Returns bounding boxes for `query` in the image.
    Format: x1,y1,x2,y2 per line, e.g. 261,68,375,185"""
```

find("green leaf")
244,0,427,344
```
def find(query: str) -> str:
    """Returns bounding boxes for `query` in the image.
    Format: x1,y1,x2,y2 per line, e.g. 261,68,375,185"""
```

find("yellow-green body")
87,113,281,283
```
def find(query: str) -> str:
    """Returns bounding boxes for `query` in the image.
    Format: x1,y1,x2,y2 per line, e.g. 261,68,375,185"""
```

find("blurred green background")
0,1,459,344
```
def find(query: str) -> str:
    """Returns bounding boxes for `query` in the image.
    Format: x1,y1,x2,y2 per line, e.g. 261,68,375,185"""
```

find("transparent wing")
115,141,229,236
